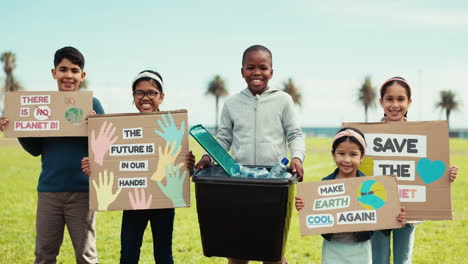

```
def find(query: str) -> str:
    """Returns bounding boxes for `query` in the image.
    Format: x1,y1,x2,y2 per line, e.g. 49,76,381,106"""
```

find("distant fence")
449,129,468,138
202,126,468,138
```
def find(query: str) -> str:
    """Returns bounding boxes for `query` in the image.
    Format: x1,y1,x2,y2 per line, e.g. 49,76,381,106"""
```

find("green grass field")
0,137,466,264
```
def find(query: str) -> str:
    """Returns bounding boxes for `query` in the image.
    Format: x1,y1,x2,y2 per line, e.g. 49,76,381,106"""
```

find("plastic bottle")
231,163,271,178
254,167,270,178
230,163,255,177
269,158,289,178
230,163,244,177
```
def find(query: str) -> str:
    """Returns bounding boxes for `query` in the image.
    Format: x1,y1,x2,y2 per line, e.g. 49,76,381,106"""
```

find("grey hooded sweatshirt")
216,88,305,166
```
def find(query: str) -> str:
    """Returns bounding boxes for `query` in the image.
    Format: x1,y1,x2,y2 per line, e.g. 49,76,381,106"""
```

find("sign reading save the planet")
3,91,93,137
87,110,190,211
298,175,401,236
343,121,452,221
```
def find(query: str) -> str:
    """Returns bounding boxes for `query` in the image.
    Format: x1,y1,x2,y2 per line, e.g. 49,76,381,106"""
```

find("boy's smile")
241,50,273,95
51,58,85,91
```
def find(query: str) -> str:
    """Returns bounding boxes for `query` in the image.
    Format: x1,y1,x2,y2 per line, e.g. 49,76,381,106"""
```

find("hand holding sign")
151,141,182,182
129,188,152,209
0,117,8,132
449,166,458,182
92,170,122,211
154,113,185,155
157,163,187,207
81,157,91,176
91,121,118,166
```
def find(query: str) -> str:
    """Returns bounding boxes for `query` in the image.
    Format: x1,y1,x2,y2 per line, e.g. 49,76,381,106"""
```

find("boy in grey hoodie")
195,44,305,264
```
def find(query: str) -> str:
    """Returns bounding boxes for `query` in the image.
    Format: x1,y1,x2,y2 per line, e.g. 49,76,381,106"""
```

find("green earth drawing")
65,107,84,124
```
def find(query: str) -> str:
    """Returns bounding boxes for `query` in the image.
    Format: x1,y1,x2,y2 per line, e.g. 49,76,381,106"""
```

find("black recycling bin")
193,165,296,262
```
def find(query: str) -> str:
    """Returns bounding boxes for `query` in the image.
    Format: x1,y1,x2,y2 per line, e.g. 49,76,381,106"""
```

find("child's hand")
195,155,212,170
185,151,195,172
0,117,9,132
81,157,91,176
85,110,96,124
396,207,406,227
295,196,304,211
449,166,458,182
291,157,304,182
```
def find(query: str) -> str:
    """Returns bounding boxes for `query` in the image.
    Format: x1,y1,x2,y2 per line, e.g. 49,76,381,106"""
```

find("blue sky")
2,0,467,128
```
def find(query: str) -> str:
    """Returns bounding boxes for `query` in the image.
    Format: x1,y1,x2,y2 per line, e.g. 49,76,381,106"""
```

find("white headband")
132,72,164,90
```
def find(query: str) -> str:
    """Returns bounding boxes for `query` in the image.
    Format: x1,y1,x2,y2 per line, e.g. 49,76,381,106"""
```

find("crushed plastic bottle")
254,167,270,178
230,163,270,178
269,158,289,178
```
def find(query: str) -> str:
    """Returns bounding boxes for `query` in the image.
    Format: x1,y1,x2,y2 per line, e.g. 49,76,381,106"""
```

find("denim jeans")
371,224,415,264
120,208,175,264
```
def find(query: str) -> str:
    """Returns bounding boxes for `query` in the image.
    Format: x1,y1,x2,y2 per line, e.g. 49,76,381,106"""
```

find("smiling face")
241,50,273,95
133,80,164,113
51,58,85,91
333,140,364,178
379,83,412,122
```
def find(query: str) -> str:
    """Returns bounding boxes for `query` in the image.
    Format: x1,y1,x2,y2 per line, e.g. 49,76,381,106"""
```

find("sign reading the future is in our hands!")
88,110,189,211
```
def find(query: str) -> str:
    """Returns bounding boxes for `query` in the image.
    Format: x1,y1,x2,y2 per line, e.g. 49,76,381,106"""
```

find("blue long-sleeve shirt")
18,97,104,192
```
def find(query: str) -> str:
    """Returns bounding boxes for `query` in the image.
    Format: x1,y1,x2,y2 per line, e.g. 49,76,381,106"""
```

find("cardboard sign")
3,91,93,137
298,175,401,236
342,121,452,221
88,110,190,211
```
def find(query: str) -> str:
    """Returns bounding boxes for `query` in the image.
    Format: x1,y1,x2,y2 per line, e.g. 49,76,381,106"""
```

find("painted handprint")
154,113,185,155
128,188,152,209
92,170,122,211
151,141,183,182
91,121,118,166
157,163,187,207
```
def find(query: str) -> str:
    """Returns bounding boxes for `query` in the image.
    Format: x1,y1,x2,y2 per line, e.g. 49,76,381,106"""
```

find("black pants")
120,209,175,264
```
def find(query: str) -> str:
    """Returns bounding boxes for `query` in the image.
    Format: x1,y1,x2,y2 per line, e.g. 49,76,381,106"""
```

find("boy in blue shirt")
1,46,104,264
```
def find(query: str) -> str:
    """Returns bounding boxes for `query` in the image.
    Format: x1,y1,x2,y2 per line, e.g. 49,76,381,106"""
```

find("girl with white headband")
372,77,458,264
295,127,406,264
82,70,195,264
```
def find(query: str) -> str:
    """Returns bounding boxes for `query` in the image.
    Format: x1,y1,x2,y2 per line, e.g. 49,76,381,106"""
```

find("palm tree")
282,78,302,107
436,90,460,128
1,51,23,114
357,76,376,122
206,75,228,133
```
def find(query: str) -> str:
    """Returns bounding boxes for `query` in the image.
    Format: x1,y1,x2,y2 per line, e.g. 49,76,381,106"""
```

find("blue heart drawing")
416,158,446,184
